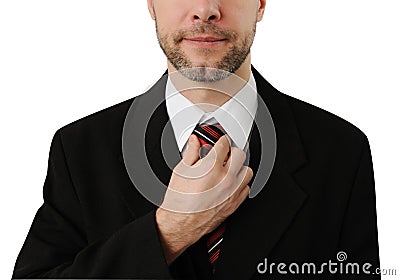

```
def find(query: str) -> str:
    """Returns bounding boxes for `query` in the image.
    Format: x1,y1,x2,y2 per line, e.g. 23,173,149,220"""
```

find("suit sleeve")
338,134,381,279
12,130,173,279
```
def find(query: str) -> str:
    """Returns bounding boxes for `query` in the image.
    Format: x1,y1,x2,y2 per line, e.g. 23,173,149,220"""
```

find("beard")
156,21,256,82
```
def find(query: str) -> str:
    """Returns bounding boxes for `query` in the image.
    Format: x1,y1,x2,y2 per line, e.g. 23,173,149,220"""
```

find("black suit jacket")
12,67,380,279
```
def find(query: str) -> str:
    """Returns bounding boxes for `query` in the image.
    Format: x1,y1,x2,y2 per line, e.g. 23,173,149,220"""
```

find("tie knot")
193,123,226,158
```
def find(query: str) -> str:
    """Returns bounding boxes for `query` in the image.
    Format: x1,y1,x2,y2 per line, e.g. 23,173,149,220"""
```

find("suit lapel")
145,85,181,189
119,73,180,219
214,67,309,279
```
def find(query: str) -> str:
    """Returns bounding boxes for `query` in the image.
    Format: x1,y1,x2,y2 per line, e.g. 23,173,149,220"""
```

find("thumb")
182,134,200,166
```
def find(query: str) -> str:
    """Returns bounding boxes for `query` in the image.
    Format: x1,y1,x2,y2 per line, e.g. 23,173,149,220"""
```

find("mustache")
172,24,238,43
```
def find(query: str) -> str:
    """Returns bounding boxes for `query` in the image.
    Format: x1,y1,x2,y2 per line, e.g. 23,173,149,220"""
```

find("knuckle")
231,147,246,163
233,146,245,156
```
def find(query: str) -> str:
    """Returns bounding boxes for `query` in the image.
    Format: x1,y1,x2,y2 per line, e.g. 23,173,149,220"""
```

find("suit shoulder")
283,93,369,146
57,97,135,140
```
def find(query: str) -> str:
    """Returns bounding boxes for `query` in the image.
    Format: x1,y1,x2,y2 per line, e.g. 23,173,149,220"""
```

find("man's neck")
167,56,252,112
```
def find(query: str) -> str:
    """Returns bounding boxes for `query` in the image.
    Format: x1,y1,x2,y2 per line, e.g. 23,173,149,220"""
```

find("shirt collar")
165,72,258,152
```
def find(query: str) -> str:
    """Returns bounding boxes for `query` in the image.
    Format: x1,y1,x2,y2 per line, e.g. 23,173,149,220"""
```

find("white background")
1,0,399,278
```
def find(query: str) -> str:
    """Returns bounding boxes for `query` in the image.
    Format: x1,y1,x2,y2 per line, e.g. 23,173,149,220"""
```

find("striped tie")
193,123,228,274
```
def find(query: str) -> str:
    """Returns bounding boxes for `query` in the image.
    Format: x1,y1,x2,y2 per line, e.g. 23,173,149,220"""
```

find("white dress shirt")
165,72,258,156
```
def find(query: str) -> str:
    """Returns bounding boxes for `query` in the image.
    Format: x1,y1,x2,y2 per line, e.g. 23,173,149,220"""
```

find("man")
13,0,380,279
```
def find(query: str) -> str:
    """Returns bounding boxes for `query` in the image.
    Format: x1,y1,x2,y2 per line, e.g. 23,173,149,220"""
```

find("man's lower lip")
182,39,227,47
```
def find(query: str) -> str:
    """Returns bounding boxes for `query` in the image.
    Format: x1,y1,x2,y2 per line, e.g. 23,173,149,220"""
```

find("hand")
156,134,253,265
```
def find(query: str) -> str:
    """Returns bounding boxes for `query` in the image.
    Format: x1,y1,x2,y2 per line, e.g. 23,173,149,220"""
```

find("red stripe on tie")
206,223,226,247
202,126,221,139
210,249,221,264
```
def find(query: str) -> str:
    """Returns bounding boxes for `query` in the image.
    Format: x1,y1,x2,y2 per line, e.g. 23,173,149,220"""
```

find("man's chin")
177,66,232,83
